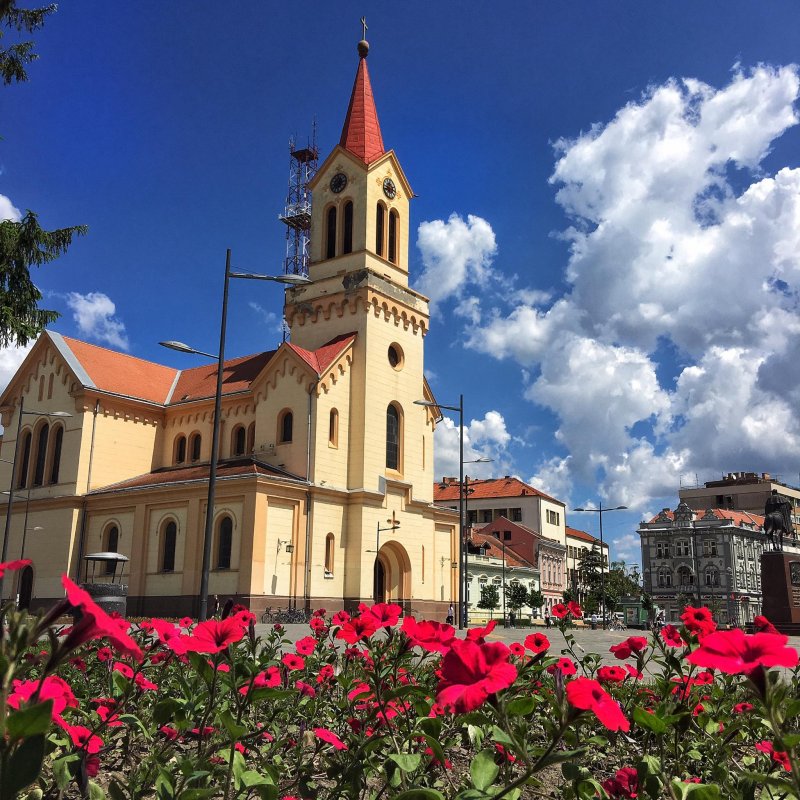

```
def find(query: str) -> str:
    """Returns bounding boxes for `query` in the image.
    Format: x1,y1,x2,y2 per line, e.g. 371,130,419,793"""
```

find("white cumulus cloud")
0,194,20,222
416,213,497,307
66,292,129,351
432,410,513,482
455,64,800,510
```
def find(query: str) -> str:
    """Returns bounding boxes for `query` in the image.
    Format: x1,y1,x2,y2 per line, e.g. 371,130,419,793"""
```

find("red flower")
309,616,327,634
680,606,716,638
314,727,348,750
295,680,316,697
734,702,754,713
151,618,188,654
0,558,31,578
179,617,194,629
550,603,569,619
113,661,133,679
331,610,350,626
597,665,627,684
61,575,142,661
96,646,113,662
135,672,158,691
661,624,684,647
159,725,179,740
436,640,517,713
179,617,246,653
566,677,630,732
295,636,317,656
241,666,281,694
624,664,643,680
753,615,780,635
335,613,378,644
8,675,77,725
316,664,334,683
524,632,550,654
602,767,638,798
63,723,103,754
282,653,305,671
363,602,402,628
610,641,633,660
400,617,456,654
686,629,799,676
465,619,497,643
509,642,525,657
548,657,577,676
756,741,792,772
567,601,583,618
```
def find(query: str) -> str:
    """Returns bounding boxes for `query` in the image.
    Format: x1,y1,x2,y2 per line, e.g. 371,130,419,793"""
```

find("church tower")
285,33,450,610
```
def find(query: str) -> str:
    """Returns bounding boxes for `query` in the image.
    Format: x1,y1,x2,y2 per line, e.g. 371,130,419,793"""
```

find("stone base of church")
761,550,800,631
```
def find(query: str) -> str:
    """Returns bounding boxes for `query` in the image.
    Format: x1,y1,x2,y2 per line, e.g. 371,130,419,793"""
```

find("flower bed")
1,559,799,799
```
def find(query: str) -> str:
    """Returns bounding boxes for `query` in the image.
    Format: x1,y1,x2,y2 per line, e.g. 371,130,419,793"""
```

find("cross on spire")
360,16,368,40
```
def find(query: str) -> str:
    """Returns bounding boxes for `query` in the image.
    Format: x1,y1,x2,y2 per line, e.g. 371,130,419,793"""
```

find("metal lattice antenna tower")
279,120,318,278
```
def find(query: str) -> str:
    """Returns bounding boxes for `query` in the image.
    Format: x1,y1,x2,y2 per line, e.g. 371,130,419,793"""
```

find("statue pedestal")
760,551,800,632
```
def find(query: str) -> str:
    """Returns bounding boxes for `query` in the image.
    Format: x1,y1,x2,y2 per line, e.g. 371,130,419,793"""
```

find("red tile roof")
286,333,356,375
339,53,385,163
565,526,604,546
648,508,765,527
433,476,564,506
62,336,178,404
469,531,535,570
91,459,302,493
170,350,276,403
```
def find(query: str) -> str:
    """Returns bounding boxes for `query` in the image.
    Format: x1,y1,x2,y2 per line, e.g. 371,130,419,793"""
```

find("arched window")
38,376,44,401
376,202,385,256
705,566,718,587
325,532,334,575
342,201,353,254
189,432,201,462
161,521,177,573
677,566,693,587
279,411,293,444
47,373,53,399
217,516,233,570
49,425,64,484
231,425,246,456
246,422,255,454
386,403,401,470
329,409,338,447
325,206,337,259
33,423,49,487
104,525,119,574
18,430,31,488
388,209,398,264
174,435,186,464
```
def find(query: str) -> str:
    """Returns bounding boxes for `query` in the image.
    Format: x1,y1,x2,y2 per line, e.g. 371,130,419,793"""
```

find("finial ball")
357,39,369,58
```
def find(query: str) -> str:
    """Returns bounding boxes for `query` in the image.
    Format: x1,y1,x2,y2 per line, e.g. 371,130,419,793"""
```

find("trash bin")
80,552,129,616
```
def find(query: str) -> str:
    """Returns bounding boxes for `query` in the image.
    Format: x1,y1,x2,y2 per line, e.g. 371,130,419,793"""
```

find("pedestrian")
509,610,516,628
544,612,551,628
213,594,220,617
446,603,454,626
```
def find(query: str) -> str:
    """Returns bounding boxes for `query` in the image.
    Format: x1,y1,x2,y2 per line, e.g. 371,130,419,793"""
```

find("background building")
0,38,458,617
639,501,800,625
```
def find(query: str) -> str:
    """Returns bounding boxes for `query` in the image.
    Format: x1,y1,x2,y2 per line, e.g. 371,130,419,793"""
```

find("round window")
388,344,404,370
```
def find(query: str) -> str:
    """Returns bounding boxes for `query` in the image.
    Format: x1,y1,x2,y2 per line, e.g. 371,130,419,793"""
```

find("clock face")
383,177,397,199
330,172,348,193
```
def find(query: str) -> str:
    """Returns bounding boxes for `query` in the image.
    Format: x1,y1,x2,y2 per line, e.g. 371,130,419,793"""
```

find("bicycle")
273,607,311,624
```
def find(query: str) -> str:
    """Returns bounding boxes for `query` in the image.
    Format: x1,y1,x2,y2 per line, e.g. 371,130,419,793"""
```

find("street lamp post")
161,249,310,621
0,399,71,601
573,501,627,629
501,539,507,627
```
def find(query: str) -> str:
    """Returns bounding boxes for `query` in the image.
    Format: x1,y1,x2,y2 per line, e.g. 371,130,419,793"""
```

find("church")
0,36,459,618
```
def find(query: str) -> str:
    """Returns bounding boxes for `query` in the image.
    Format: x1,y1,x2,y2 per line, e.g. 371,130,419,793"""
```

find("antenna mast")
279,121,318,277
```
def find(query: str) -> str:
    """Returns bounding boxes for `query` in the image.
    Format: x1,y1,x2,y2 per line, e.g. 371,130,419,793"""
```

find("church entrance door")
376,541,411,613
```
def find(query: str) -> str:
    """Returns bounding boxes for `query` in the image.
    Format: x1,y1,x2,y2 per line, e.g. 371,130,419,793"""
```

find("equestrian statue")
764,490,794,551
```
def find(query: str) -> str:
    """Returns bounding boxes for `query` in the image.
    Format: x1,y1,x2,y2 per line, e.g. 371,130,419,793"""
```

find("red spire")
339,43,385,164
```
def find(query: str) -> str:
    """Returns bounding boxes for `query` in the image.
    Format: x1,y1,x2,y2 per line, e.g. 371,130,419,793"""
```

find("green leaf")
391,791,445,800
388,753,422,773
153,699,183,726
670,780,721,800
632,706,667,734
471,749,499,791
2,734,45,796
108,780,128,800
88,780,106,800
415,716,442,738
239,770,272,788
219,710,247,741
505,696,536,716
6,701,53,739
178,790,216,800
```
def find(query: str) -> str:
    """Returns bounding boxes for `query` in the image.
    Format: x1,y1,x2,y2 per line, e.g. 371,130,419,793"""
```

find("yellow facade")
0,42,458,617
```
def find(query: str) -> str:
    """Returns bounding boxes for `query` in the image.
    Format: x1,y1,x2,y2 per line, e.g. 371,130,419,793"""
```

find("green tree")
528,589,544,613
0,3,86,347
477,584,499,619
505,582,529,625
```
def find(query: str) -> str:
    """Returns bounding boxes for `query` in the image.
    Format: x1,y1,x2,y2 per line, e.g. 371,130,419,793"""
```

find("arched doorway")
376,541,411,613
18,565,33,610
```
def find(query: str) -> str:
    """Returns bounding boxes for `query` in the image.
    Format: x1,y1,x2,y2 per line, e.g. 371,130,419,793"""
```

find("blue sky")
4,2,800,564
